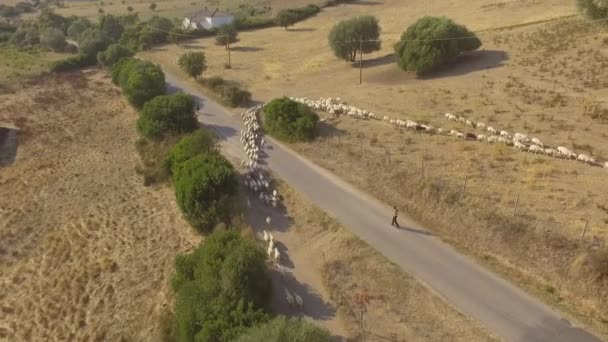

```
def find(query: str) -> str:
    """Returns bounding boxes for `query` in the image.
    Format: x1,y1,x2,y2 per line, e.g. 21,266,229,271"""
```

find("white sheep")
458,116,466,123
513,133,528,142
514,141,525,150
263,230,269,243
476,122,486,129
273,247,280,263
500,131,511,139
269,232,274,244
531,138,543,148
266,216,271,225
268,239,274,251
456,132,465,139
544,148,557,157
528,144,543,154
445,113,457,121
383,116,390,122
267,244,273,258
465,119,474,127
604,161,608,170
487,126,497,134
577,154,594,164
294,293,304,309
477,134,486,142
487,136,498,143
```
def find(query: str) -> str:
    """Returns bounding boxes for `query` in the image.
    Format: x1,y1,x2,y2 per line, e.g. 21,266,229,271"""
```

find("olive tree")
394,16,481,75
215,24,238,48
328,16,381,62
178,51,206,79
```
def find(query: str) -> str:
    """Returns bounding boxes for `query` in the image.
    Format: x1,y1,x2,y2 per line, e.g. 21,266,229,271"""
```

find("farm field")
141,0,608,336
0,48,68,83
0,70,200,340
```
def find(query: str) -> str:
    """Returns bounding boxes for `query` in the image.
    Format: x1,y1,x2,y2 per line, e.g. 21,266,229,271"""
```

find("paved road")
163,70,603,342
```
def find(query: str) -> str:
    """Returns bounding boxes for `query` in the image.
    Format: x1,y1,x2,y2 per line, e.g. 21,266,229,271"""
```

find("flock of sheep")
289,96,608,171
238,105,304,312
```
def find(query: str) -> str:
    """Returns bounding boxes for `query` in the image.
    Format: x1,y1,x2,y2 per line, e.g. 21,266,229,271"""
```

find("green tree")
172,153,238,232
328,15,381,62
275,9,298,30
394,16,481,75
99,14,125,41
577,0,608,19
97,43,133,67
67,18,92,40
127,5,133,12
235,316,333,342
79,31,112,61
137,92,198,139
164,129,218,174
149,2,156,11
215,24,237,48
172,229,272,341
40,27,66,51
178,51,206,79
263,97,319,142
111,58,166,108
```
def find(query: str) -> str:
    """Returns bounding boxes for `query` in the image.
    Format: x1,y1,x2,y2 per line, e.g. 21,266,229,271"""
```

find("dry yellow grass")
275,180,498,341
0,70,200,340
141,0,608,337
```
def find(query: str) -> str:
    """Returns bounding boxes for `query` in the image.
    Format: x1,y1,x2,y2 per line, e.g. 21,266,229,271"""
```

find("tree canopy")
137,92,199,139
235,316,332,342
172,229,272,341
178,51,206,79
111,58,166,108
97,43,133,67
328,16,381,62
172,152,238,233
275,9,299,29
40,27,66,51
263,97,319,142
394,16,481,75
164,129,218,174
215,24,238,47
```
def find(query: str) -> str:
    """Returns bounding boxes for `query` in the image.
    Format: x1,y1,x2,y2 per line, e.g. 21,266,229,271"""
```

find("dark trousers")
391,215,399,228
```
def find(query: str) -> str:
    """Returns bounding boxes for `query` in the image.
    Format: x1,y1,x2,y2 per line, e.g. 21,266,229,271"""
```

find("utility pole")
226,35,231,68
359,34,363,85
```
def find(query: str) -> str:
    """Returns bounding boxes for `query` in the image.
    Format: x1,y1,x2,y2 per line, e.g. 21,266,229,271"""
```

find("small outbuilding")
182,7,234,31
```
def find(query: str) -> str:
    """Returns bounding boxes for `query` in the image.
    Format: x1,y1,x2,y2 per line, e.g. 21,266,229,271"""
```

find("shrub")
215,24,238,47
328,16,381,62
10,27,39,47
67,18,92,40
204,75,225,91
49,54,91,72
40,27,66,52
235,316,332,342
172,153,238,232
97,43,133,67
172,229,272,341
220,84,251,107
178,51,206,79
79,30,112,61
149,2,156,11
263,97,319,142
234,15,275,30
137,92,198,139
164,129,218,174
99,14,125,42
276,4,320,29
111,58,165,108
394,16,482,75
577,0,608,20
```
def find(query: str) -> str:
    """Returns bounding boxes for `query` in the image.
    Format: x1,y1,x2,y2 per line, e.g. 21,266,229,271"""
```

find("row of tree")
328,15,482,75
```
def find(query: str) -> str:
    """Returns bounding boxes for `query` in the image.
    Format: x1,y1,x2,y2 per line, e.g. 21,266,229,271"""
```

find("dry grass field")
0,48,67,83
0,70,201,340
141,0,608,337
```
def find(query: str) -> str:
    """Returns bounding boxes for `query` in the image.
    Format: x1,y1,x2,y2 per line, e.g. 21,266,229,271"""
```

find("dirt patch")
0,70,199,341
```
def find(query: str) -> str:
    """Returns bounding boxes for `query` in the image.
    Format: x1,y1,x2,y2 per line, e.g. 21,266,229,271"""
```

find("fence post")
513,194,519,216
581,219,589,243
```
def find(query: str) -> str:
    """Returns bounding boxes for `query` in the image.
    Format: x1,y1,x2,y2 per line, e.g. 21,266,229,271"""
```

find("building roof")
188,7,233,21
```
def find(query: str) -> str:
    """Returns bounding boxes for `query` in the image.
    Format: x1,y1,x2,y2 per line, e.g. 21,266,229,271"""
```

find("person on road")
391,205,400,228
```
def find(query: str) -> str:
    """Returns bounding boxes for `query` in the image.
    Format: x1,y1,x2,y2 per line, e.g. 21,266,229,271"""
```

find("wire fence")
313,129,607,250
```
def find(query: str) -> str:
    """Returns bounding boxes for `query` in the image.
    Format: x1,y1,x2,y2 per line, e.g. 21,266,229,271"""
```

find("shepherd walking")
391,205,400,228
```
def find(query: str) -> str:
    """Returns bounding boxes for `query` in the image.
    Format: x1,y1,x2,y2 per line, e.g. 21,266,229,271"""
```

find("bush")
40,27,66,52
49,54,91,72
79,29,112,60
394,16,481,75
275,4,320,29
328,16,381,62
204,75,226,91
164,129,218,174
97,43,133,67
172,229,272,341
178,51,206,79
263,97,319,142
10,27,39,47
220,84,251,107
235,316,332,342
99,14,125,42
577,0,608,20
119,16,173,51
67,18,93,40
215,24,238,47
172,153,238,232
137,92,198,139
111,58,166,108
234,15,275,30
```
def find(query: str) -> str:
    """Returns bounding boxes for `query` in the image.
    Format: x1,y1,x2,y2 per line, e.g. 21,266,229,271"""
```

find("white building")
182,7,235,31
